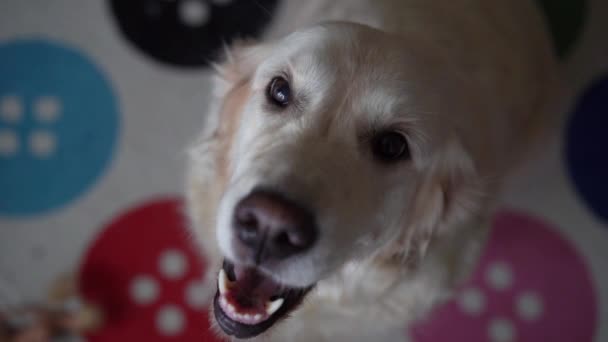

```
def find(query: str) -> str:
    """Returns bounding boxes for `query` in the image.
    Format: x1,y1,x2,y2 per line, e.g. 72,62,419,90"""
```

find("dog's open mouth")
213,260,312,339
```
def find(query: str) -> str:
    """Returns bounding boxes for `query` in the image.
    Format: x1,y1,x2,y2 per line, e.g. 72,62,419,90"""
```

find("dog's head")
187,22,484,339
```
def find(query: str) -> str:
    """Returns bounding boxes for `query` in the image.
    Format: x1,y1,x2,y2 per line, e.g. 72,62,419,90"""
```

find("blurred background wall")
0,0,606,341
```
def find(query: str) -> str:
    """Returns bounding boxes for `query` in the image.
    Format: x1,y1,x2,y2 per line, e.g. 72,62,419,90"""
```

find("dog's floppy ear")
193,40,272,143
191,39,273,169
211,40,271,98
387,140,485,266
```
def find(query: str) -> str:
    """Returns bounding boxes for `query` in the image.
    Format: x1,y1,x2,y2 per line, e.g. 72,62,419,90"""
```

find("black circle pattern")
109,0,279,68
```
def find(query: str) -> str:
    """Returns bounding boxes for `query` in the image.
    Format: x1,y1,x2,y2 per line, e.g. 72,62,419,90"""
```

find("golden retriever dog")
186,0,559,340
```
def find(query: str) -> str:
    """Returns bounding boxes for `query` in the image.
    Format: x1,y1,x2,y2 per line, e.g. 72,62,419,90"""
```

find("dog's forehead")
281,24,405,71
248,23,442,133
279,25,414,114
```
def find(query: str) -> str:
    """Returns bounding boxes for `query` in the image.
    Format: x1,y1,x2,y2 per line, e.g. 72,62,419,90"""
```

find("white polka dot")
156,305,185,336
34,96,61,123
185,280,209,309
0,129,18,157
212,0,233,5
0,95,23,123
159,249,188,280
63,296,82,313
488,318,516,342
29,130,56,158
458,287,485,316
179,0,210,27
486,261,513,291
130,275,159,305
516,291,543,321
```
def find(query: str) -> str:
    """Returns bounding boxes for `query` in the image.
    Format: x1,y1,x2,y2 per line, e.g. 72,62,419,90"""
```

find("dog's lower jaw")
258,220,487,342
260,273,434,342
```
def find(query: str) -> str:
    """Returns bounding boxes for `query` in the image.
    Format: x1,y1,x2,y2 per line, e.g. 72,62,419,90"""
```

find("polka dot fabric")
79,198,221,341
409,211,597,342
0,0,607,341
109,0,279,67
0,39,120,216
566,76,608,222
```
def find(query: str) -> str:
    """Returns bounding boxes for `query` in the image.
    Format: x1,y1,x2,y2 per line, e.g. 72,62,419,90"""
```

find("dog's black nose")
233,189,317,263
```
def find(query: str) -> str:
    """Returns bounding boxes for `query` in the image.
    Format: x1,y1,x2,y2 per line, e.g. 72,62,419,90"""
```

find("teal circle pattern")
0,39,120,216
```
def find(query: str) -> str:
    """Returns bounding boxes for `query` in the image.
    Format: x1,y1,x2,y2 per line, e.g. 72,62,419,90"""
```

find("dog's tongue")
228,265,282,309
217,261,312,330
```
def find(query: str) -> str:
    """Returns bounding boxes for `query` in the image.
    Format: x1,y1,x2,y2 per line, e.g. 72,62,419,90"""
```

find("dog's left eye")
267,77,291,107
371,131,411,162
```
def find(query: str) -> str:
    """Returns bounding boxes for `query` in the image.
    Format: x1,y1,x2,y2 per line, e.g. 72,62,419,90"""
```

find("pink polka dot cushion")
409,210,598,342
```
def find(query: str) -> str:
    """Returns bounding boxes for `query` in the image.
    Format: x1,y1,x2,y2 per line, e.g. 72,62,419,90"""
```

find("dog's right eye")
371,131,411,163
267,77,291,107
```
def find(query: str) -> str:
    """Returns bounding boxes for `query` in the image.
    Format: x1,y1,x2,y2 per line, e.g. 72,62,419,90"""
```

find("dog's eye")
267,77,291,107
371,131,411,162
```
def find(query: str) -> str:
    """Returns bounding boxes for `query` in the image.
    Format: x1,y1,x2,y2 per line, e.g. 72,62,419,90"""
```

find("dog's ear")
190,40,272,167
211,40,271,98
387,140,485,266
193,40,272,143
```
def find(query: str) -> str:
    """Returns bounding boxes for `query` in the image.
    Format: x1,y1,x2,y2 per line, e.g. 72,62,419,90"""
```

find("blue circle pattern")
566,75,608,222
0,40,120,216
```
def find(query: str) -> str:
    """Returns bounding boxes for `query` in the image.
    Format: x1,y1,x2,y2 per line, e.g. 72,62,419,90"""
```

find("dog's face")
187,23,482,339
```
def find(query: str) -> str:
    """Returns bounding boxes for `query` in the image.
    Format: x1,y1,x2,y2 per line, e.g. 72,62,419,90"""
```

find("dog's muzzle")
213,189,317,338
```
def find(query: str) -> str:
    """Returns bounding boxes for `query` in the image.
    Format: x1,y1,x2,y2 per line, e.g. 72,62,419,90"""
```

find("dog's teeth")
218,269,229,295
253,314,262,321
266,298,284,316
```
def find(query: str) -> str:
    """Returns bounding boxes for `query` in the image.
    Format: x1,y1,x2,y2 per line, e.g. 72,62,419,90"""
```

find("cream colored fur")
186,0,558,340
